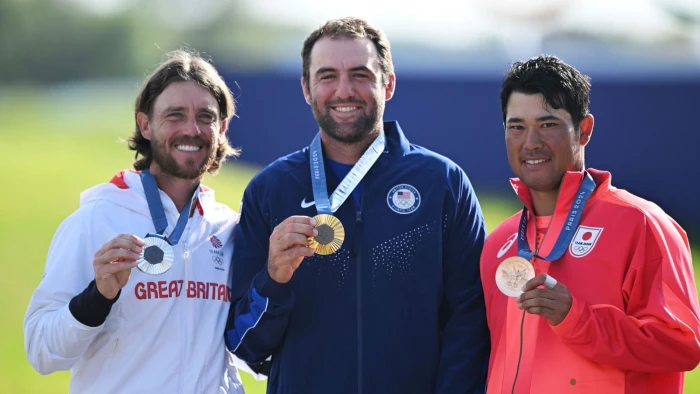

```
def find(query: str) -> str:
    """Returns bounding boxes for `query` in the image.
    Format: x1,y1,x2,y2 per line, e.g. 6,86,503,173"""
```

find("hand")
93,234,145,300
516,274,573,326
267,216,317,284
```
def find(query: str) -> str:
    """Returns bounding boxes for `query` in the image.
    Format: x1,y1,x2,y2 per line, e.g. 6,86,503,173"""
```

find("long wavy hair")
128,49,239,175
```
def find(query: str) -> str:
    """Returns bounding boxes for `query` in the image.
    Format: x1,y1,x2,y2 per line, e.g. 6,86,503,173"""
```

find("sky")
59,0,700,75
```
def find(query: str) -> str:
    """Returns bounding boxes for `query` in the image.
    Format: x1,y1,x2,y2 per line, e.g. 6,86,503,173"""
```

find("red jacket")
481,169,700,393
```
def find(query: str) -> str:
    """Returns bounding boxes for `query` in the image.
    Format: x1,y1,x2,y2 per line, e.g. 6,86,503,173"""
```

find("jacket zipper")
179,226,191,394
354,199,363,394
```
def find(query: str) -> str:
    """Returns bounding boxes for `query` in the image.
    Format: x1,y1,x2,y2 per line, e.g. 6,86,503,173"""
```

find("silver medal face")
137,236,174,275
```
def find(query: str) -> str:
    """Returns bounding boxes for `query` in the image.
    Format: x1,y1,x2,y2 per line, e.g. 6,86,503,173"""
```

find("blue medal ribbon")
517,172,596,261
309,131,385,215
140,169,198,245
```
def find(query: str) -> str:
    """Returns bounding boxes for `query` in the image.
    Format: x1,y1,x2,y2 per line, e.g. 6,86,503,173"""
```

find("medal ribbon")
517,172,596,261
140,169,198,245
309,131,385,214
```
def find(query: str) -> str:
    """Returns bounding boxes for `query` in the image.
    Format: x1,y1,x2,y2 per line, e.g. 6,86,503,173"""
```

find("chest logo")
210,235,223,249
301,198,316,209
497,233,518,258
569,226,604,258
387,184,421,214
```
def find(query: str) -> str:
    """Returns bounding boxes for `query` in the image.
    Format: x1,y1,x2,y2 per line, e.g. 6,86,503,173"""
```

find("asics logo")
301,198,315,209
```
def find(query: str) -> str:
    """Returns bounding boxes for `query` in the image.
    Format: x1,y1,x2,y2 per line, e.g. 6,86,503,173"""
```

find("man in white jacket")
23,49,246,394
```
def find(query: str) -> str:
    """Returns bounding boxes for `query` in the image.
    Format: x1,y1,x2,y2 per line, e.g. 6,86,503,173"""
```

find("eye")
199,113,216,123
167,112,184,119
542,122,557,128
353,73,369,79
320,74,335,80
507,125,524,131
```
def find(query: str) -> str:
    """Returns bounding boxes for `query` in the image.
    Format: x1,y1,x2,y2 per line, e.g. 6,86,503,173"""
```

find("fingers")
95,247,141,266
517,287,558,303
522,274,548,292
94,234,144,260
280,216,317,226
270,216,318,252
272,217,317,241
276,233,314,249
517,294,559,311
97,260,138,275
517,275,573,325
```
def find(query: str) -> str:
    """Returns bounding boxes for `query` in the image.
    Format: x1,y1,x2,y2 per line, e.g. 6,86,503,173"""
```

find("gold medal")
308,214,345,255
495,256,535,297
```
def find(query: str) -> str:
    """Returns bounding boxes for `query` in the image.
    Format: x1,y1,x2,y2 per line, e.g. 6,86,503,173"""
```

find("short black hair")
500,55,591,130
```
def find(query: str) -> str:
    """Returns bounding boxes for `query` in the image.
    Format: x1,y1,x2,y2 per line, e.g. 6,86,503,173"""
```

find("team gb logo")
569,226,603,258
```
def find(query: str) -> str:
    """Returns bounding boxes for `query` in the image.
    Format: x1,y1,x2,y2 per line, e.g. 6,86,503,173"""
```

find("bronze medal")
495,256,535,297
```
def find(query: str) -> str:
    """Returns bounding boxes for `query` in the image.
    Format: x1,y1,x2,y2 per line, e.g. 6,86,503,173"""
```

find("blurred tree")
0,0,136,84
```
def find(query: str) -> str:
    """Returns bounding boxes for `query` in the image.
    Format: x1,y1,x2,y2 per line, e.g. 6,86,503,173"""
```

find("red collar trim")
109,170,205,215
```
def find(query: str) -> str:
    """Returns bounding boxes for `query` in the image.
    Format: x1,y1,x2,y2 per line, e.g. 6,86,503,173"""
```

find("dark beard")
311,97,381,144
150,135,215,180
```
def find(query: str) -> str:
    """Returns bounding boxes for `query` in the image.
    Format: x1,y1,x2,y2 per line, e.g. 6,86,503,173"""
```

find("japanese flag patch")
569,226,603,258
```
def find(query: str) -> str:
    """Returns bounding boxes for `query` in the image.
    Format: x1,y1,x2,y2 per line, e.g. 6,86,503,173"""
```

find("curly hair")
128,49,239,175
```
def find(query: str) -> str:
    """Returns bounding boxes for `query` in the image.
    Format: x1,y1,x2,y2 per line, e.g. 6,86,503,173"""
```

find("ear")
219,117,229,137
384,74,396,101
301,79,311,105
578,114,594,147
136,112,152,140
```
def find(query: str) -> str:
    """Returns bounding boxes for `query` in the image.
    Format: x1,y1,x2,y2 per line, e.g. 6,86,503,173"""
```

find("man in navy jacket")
226,17,489,394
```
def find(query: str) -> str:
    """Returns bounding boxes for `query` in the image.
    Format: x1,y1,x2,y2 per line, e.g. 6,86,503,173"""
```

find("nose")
182,116,202,136
523,127,543,150
335,73,355,100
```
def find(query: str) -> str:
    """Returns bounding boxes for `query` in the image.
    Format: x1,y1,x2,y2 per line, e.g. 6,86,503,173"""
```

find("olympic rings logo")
572,245,587,253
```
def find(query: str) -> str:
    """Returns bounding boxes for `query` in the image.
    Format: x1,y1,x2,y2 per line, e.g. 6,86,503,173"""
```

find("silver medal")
137,234,174,275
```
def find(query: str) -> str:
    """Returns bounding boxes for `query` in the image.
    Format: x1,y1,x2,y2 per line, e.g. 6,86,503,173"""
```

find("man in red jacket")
481,54,700,393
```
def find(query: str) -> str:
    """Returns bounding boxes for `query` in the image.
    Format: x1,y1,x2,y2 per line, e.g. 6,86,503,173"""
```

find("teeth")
526,159,547,164
334,107,359,112
176,145,200,152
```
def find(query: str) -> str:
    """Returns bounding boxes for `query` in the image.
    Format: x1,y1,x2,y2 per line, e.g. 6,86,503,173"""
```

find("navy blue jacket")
226,121,489,394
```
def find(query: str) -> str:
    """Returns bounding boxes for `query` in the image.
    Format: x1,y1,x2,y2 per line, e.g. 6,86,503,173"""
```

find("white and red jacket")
24,170,245,394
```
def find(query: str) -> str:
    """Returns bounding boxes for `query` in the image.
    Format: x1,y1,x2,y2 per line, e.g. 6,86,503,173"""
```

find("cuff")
68,280,120,327
253,268,292,304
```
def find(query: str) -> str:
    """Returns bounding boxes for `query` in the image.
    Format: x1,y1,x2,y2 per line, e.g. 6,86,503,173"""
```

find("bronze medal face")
495,256,535,297
308,214,345,255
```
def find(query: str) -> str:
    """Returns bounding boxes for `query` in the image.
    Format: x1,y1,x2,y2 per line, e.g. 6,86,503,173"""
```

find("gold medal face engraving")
495,256,535,297
308,214,345,255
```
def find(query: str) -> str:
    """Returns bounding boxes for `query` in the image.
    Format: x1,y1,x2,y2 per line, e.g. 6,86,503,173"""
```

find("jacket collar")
507,168,612,259
109,170,207,216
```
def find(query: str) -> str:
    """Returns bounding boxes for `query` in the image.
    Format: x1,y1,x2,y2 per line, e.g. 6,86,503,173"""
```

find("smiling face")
302,36,395,144
137,81,227,180
505,92,593,193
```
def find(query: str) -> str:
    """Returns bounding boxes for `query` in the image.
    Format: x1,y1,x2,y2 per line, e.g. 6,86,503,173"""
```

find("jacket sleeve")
23,205,107,375
225,177,295,366
435,167,490,394
551,214,700,372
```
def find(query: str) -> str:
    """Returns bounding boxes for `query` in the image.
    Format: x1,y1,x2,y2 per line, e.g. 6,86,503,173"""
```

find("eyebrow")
314,65,374,76
162,106,218,115
506,115,560,123
163,106,186,113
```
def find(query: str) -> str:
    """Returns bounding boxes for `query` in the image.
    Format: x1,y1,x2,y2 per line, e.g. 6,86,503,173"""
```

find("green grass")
1,86,699,393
